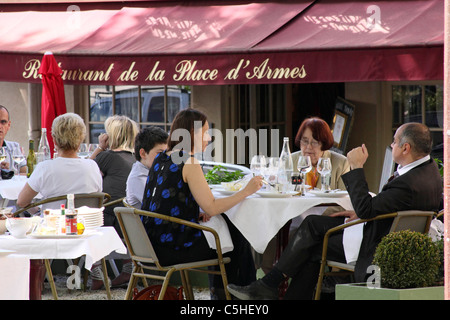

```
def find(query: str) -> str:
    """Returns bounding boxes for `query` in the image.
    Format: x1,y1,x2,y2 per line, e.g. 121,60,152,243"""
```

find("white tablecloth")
0,226,127,269
213,191,354,254
0,252,29,300
0,177,42,207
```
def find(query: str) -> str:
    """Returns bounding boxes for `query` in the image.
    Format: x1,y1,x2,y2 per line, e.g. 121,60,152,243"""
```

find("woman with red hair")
292,117,349,190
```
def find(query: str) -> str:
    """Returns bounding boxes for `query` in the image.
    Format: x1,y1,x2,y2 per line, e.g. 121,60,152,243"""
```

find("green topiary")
372,230,441,289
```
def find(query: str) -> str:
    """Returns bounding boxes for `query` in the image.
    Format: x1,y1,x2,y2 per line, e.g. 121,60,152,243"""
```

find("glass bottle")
65,194,77,235
38,128,51,162
278,137,293,192
26,140,36,178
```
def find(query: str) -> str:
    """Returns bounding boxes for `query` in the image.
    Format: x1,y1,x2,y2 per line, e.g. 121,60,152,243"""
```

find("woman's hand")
98,133,109,150
242,175,264,196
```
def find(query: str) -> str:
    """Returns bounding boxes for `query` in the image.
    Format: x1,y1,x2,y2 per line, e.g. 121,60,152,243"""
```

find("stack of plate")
76,206,104,230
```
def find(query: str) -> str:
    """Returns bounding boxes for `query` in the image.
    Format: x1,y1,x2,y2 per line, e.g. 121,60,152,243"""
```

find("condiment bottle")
65,194,77,235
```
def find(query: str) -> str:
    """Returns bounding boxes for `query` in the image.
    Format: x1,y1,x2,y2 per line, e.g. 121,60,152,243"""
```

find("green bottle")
26,140,36,178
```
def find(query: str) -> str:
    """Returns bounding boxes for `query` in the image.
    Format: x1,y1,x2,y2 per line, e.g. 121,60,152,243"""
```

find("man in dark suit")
227,122,442,300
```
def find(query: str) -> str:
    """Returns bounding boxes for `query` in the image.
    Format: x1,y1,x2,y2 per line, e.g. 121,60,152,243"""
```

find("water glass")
297,155,312,195
317,158,332,191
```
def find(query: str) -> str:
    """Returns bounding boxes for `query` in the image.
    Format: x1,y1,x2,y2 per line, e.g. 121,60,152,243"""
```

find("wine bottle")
38,128,51,162
26,140,36,178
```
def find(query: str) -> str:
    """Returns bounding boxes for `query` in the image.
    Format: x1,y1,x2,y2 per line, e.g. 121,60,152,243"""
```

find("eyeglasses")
300,138,321,148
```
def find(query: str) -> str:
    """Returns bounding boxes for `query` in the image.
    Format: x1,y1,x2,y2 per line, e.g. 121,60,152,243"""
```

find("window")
88,85,191,142
235,84,286,164
392,83,443,160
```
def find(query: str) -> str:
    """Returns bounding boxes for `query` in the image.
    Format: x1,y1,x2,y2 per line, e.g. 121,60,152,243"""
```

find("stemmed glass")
0,147,7,165
77,143,89,159
12,146,25,177
317,158,332,192
250,155,266,176
88,144,98,157
297,155,312,195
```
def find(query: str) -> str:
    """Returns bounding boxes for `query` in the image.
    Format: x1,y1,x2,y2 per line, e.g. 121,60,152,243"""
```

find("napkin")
342,219,364,264
200,215,234,254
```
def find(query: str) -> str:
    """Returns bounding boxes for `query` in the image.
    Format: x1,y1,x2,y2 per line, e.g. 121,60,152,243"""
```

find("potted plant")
336,230,444,300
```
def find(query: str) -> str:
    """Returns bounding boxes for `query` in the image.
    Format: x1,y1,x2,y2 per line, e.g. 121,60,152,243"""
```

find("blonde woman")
90,114,138,289
18,113,102,208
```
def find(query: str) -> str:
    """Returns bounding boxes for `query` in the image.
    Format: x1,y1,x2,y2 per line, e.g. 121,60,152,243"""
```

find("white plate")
209,184,222,190
256,191,299,198
215,188,240,195
0,249,15,256
309,190,348,198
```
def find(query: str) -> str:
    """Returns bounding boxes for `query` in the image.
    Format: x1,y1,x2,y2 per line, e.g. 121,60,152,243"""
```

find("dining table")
210,188,355,254
0,176,42,208
0,226,127,300
0,250,30,299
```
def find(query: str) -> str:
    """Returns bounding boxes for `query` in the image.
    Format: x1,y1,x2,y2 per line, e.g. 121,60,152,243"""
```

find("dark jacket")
342,159,442,282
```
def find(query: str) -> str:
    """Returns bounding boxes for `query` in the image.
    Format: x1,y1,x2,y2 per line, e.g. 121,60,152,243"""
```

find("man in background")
0,105,26,174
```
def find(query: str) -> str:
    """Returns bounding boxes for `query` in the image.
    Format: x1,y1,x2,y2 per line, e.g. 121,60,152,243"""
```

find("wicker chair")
13,192,111,216
114,207,232,300
314,210,436,300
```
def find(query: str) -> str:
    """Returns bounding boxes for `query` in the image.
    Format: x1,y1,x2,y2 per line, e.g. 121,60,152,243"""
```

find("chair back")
389,210,435,234
379,146,395,193
74,192,110,208
114,207,158,265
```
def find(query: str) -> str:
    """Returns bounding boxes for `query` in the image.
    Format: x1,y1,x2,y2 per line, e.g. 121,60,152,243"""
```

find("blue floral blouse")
141,150,202,251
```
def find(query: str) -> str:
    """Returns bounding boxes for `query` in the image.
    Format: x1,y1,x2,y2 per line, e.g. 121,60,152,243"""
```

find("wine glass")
12,146,25,177
250,155,266,176
297,155,312,195
0,147,7,164
317,158,332,192
77,143,89,159
88,143,98,156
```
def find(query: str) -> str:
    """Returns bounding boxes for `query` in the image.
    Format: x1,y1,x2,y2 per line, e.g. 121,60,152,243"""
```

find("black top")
141,150,202,251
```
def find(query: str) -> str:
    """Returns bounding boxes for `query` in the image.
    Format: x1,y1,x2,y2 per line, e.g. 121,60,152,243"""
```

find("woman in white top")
17,113,102,209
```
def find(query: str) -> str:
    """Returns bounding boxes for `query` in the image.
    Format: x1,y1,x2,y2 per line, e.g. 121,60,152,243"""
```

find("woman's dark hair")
294,117,334,151
167,109,208,152
134,126,168,161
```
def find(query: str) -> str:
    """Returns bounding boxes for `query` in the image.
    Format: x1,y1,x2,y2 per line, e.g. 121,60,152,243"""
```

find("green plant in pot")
372,230,441,289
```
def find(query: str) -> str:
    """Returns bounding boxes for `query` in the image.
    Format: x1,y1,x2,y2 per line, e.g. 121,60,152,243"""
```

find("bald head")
397,123,432,158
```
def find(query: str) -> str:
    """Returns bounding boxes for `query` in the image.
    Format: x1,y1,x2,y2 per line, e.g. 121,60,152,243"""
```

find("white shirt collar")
397,155,430,176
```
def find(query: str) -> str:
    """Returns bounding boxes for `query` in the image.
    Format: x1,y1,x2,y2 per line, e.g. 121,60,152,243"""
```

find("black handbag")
1,169,14,180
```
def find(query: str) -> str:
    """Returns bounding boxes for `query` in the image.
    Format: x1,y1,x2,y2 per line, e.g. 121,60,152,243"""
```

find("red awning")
0,0,444,85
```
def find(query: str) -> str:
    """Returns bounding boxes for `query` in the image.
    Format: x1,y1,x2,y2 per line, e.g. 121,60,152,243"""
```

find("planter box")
336,283,444,300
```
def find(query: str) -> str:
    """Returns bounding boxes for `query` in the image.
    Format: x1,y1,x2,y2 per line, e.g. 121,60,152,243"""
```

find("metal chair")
14,192,111,216
314,210,436,300
14,192,112,299
114,207,232,300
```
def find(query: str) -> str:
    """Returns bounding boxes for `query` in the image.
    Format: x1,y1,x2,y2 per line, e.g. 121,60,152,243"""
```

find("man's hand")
329,210,359,222
0,162,9,170
347,144,369,170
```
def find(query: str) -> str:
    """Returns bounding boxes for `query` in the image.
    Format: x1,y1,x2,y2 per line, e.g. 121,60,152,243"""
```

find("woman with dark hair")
292,117,350,190
141,108,263,299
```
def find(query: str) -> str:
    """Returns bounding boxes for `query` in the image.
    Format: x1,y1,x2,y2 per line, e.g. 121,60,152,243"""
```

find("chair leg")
180,270,194,300
218,262,231,300
100,258,111,300
124,265,140,300
314,262,327,300
44,259,58,300
158,269,175,300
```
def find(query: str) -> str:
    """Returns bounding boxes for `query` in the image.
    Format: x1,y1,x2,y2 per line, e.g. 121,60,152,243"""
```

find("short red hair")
294,117,334,151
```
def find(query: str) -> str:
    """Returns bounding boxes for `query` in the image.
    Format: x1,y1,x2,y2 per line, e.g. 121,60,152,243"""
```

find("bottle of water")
278,137,293,192
38,128,51,162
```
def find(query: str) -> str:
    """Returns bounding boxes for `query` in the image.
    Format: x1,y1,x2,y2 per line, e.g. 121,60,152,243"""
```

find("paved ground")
41,274,211,300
